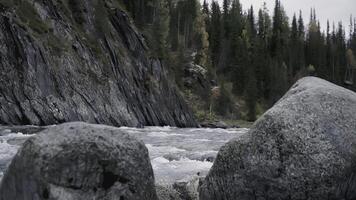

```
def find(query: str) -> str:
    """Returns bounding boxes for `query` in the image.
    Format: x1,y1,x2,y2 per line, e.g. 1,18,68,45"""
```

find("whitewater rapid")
0,126,248,184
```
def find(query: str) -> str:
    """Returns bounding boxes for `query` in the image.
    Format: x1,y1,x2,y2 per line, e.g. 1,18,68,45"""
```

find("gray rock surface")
0,125,45,136
200,121,229,129
172,177,201,200
199,77,356,200
0,0,197,127
0,122,158,200
156,185,183,200
156,177,201,200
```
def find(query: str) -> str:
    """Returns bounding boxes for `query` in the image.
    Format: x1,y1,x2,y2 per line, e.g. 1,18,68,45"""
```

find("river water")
0,126,248,185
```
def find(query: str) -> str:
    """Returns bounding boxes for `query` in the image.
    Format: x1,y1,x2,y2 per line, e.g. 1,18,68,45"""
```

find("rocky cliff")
0,0,197,127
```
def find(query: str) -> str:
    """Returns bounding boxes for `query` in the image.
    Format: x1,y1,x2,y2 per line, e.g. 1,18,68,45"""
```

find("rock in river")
0,122,158,200
199,77,356,200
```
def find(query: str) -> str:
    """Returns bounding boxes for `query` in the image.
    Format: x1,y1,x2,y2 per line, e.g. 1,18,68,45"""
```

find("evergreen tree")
289,14,299,79
269,0,290,104
193,1,210,67
230,0,245,95
326,20,334,80
247,6,257,37
140,0,356,121
222,0,231,38
152,0,170,59
246,71,258,121
209,1,222,69
245,6,258,121
350,18,356,54
336,22,347,84
257,5,272,100
297,11,306,74
202,0,211,32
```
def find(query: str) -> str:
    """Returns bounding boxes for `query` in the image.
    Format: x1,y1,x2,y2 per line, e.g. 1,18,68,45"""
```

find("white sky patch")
201,0,356,35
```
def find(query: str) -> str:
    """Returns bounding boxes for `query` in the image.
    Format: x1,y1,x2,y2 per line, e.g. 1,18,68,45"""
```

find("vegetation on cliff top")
117,0,356,124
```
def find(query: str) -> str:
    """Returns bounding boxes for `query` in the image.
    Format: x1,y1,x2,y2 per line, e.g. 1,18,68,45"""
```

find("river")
0,126,248,185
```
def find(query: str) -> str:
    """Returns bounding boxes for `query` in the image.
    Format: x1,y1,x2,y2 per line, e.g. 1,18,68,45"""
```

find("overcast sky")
201,0,356,34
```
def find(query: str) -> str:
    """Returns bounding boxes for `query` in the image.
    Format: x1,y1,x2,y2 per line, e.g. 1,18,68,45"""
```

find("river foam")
0,126,248,184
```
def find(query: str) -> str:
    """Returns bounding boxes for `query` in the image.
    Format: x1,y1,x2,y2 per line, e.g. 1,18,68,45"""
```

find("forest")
119,0,356,122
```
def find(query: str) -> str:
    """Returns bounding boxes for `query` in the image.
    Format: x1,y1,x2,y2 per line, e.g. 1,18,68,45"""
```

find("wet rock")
183,63,208,88
200,121,229,129
0,125,45,136
200,77,356,200
0,122,158,200
172,177,201,200
183,62,211,99
156,185,182,200
157,176,202,200
0,0,197,127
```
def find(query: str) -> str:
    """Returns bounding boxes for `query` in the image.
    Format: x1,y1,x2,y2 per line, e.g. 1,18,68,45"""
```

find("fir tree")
152,0,170,59
209,1,222,69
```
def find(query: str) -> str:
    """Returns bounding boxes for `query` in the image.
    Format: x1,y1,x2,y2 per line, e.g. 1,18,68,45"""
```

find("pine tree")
297,11,306,74
246,71,258,121
289,14,299,79
230,0,245,95
209,1,222,69
326,20,334,80
349,18,356,54
269,0,290,104
222,0,231,38
247,6,257,37
202,0,211,32
193,0,210,67
256,5,272,100
245,6,258,121
336,22,347,84
152,0,170,59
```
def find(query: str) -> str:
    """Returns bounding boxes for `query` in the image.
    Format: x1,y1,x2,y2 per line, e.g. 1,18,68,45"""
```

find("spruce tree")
257,5,272,100
202,0,211,32
222,0,231,38
152,0,170,59
209,1,222,69
245,6,258,121
290,14,299,79
297,11,306,74
193,0,210,67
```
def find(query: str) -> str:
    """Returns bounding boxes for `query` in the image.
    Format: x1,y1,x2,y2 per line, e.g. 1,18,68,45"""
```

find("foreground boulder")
0,122,158,200
199,77,356,200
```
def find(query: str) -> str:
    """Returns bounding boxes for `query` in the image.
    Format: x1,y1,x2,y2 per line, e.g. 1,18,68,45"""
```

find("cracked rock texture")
0,122,158,200
199,77,356,200
0,0,197,127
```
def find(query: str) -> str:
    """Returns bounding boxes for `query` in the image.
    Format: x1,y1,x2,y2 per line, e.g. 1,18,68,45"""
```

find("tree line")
119,0,356,121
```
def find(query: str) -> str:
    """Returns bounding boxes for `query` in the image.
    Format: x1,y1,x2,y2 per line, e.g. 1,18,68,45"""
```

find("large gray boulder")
0,122,158,200
199,77,356,200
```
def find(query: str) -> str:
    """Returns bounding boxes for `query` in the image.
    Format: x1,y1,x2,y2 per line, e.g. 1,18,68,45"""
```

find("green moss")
15,1,50,34
0,0,15,8
94,0,110,34
224,119,254,128
108,0,128,12
46,34,70,55
1,0,51,34
66,0,85,25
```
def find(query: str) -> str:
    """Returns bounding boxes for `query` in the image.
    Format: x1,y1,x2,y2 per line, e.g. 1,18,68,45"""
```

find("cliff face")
0,0,197,127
